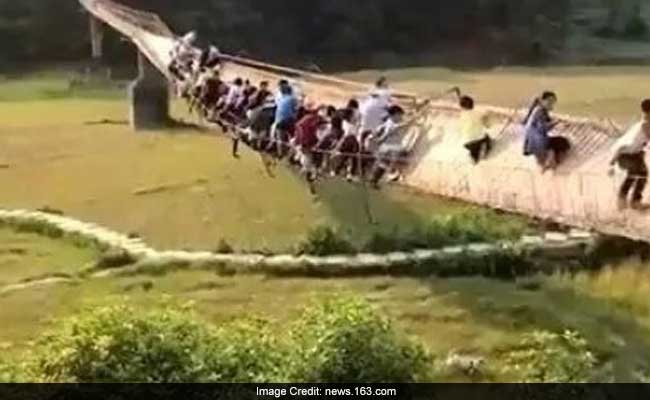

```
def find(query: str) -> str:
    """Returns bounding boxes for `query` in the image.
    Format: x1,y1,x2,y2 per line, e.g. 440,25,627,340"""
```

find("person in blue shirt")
269,84,298,158
522,91,571,172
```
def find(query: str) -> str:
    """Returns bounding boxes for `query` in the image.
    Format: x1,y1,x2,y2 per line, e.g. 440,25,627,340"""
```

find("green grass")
0,224,649,382
0,227,98,286
2,263,650,382
3,69,650,382
0,73,124,103
0,74,531,252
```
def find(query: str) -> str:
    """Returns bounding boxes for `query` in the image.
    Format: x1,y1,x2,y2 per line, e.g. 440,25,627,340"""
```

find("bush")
361,212,529,254
501,330,597,383
206,319,289,383
362,230,405,253
0,360,27,382
289,296,431,383
24,304,285,383
295,226,356,256
95,248,136,270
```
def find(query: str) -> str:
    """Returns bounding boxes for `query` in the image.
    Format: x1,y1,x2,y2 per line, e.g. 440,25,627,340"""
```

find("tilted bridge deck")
80,0,650,242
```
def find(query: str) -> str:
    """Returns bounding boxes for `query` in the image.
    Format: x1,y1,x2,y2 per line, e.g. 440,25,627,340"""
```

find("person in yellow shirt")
458,95,492,164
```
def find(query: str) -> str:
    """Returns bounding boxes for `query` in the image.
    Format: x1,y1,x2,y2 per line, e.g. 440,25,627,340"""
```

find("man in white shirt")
368,101,430,187
359,93,388,143
610,99,650,210
368,105,409,187
224,78,245,110
171,31,198,63
372,76,392,108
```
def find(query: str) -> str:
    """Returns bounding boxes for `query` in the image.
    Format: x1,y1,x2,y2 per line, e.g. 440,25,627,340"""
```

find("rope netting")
79,0,650,242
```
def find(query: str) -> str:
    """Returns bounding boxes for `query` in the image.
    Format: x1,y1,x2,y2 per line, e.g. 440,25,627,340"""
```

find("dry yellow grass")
341,66,650,123
0,77,510,252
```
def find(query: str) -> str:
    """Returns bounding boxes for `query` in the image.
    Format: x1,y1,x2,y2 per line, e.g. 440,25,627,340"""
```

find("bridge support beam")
89,15,105,66
128,51,170,131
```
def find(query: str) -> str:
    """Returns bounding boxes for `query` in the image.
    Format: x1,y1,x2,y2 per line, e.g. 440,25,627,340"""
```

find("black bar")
1,384,649,400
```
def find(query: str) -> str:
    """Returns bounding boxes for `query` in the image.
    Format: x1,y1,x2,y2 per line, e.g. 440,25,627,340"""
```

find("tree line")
0,0,580,69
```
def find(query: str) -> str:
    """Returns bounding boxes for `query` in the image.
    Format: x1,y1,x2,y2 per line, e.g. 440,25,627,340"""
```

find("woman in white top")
610,99,650,210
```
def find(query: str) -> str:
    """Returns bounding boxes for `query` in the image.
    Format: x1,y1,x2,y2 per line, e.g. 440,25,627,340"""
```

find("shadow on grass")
310,178,429,244
421,276,650,382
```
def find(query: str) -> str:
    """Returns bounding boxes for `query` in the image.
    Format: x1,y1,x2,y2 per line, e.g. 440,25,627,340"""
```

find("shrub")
24,304,285,383
95,248,136,270
501,330,597,383
25,304,217,382
427,212,526,246
295,226,356,256
0,360,28,382
206,318,289,383
361,211,529,254
289,296,431,383
362,230,405,253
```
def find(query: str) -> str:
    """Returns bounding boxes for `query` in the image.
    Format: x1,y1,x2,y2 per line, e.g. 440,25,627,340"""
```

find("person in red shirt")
313,109,345,171
294,108,329,188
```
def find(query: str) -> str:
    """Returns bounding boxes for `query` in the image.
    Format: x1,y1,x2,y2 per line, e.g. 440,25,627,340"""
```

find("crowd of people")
167,32,650,210
167,34,430,191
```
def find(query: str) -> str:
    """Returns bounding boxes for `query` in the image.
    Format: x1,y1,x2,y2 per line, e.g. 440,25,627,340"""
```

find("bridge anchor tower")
128,52,170,130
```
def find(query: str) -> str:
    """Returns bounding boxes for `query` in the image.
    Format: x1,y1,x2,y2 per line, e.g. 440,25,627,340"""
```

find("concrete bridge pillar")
128,52,170,130
89,15,104,63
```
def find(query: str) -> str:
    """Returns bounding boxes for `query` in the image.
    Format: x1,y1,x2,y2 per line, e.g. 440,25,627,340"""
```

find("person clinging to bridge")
522,91,571,172
455,92,493,164
246,81,272,120
312,106,346,173
368,105,414,187
197,69,226,120
359,92,390,146
372,76,392,109
218,78,245,128
199,46,221,70
609,99,650,211
294,107,330,187
170,31,198,72
269,83,298,159
368,101,431,187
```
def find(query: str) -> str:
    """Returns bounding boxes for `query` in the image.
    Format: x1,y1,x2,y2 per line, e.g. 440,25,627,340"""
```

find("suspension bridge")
79,0,650,243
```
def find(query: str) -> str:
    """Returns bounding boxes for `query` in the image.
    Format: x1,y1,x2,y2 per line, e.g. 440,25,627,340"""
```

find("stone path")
0,209,596,278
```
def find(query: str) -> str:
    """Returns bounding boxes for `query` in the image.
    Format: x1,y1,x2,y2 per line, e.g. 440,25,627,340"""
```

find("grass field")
3,67,648,252
2,69,650,382
0,74,533,252
0,227,98,286
1,229,650,382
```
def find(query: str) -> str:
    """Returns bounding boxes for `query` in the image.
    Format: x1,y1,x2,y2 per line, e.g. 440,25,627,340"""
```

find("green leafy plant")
0,359,28,383
24,303,286,383
289,296,431,383
295,226,356,256
206,318,289,383
501,330,597,383
94,248,136,270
